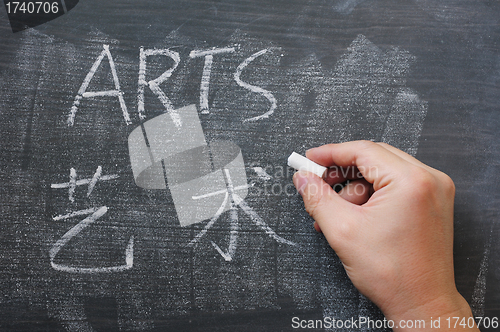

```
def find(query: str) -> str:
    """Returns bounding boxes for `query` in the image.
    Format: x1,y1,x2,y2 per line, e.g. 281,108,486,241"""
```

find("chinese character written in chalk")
49,166,134,273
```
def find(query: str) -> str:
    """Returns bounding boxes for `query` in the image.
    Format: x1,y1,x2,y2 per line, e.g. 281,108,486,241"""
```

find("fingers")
293,171,356,241
311,179,372,233
293,170,371,240
314,179,373,233
375,143,455,193
375,142,430,170
338,179,372,205
296,142,422,244
306,140,409,191
323,166,362,186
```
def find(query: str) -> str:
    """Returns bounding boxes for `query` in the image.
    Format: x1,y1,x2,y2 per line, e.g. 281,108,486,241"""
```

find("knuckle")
438,171,456,196
354,140,377,166
357,140,377,151
409,167,436,195
406,167,456,204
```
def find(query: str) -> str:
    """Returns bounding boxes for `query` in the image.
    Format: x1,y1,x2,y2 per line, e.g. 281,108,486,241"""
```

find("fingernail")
293,171,309,195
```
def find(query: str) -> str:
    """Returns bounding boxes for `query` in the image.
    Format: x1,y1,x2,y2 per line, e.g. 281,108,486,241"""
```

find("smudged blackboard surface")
0,1,499,331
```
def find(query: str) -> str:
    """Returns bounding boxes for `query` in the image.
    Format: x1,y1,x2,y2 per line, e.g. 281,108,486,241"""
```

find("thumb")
293,171,354,232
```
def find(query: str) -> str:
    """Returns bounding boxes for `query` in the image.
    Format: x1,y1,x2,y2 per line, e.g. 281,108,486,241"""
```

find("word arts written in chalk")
68,44,278,127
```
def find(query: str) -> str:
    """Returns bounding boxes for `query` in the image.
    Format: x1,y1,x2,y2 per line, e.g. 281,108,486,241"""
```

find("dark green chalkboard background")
0,1,499,331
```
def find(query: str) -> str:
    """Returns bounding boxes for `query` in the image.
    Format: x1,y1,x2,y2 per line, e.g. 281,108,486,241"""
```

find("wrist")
384,291,479,331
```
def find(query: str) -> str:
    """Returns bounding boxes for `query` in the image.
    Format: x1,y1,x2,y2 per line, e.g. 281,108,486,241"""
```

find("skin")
292,140,479,331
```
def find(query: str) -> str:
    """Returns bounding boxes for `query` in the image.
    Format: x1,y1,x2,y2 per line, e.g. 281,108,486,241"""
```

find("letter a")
68,44,131,126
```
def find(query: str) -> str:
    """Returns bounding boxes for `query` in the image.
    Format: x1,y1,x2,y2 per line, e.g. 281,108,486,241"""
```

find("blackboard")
0,0,499,331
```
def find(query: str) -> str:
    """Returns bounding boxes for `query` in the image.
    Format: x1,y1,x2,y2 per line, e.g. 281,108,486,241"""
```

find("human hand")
293,141,478,331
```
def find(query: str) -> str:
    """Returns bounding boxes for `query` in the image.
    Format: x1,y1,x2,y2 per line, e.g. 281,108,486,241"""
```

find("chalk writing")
190,47,236,114
50,166,134,273
51,166,119,201
71,45,277,127
68,44,131,126
235,49,277,122
138,47,182,126
188,168,296,262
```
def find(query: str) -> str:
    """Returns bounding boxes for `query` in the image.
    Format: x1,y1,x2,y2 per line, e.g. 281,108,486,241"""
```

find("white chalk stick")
287,152,327,179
